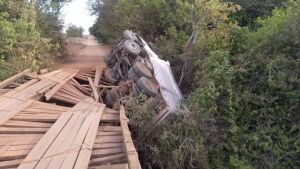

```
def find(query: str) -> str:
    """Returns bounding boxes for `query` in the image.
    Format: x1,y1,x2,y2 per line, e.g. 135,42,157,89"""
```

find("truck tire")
104,68,119,84
105,88,120,107
122,40,141,56
105,92,115,107
133,62,153,79
123,30,137,41
136,77,158,97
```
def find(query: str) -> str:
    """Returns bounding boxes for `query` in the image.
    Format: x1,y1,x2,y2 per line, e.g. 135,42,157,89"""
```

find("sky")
63,0,96,35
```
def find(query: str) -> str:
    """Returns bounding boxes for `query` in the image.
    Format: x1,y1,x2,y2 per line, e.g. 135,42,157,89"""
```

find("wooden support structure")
18,98,105,169
0,68,141,169
0,101,69,168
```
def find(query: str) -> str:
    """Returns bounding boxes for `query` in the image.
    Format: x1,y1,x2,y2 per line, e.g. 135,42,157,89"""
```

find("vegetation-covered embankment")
89,0,300,168
0,0,70,80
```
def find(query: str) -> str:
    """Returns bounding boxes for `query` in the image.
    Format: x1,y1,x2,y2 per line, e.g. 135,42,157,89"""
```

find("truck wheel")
122,40,141,56
105,88,120,107
104,68,119,84
123,30,137,41
133,62,153,79
105,92,115,107
136,77,159,97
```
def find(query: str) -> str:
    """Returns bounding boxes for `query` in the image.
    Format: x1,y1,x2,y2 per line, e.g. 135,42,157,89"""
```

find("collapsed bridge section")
0,69,141,169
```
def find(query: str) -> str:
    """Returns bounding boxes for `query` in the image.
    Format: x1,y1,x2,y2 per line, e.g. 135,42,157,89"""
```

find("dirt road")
62,36,111,70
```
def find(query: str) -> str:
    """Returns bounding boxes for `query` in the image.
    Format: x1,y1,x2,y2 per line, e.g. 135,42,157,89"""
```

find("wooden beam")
73,103,105,169
94,67,102,86
0,100,33,126
88,77,99,102
0,69,30,89
120,106,142,169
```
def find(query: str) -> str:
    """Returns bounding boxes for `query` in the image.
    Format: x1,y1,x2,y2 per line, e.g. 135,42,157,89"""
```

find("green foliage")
126,95,209,169
228,0,288,28
66,24,84,37
91,0,300,168
0,0,63,80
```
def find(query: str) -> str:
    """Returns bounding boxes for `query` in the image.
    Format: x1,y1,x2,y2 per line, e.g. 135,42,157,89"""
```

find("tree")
0,0,61,80
66,24,84,37
228,0,287,28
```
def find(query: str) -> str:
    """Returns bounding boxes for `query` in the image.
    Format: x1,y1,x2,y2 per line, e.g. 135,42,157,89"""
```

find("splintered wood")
0,68,141,169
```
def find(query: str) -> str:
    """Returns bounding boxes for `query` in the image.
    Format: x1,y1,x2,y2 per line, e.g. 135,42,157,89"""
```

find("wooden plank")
45,69,79,100
35,105,92,169
88,77,99,102
101,114,120,123
3,120,52,128
91,148,124,158
30,101,70,111
73,103,105,169
120,106,141,169
99,126,122,132
0,159,23,169
93,143,123,149
89,153,127,166
12,115,59,123
0,127,48,134
89,164,129,169
0,149,30,160
0,69,30,89
98,131,122,136
94,136,123,143
0,100,33,126
6,144,35,151
0,134,43,146
104,108,119,115
18,98,92,169
17,111,74,169
57,106,98,169
94,67,102,86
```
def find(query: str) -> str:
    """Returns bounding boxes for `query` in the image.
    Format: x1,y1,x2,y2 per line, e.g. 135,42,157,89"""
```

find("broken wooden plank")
88,77,99,102
94,67,102,86
44,69,79,100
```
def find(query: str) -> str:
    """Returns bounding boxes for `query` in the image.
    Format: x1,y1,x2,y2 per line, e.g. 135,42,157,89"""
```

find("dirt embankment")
62,36,111,70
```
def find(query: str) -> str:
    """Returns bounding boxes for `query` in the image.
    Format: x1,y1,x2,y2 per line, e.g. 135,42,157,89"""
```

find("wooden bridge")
0,69,141,169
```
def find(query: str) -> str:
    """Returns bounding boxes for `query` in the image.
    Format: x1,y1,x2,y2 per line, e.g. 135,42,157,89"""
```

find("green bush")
0,0,60,80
